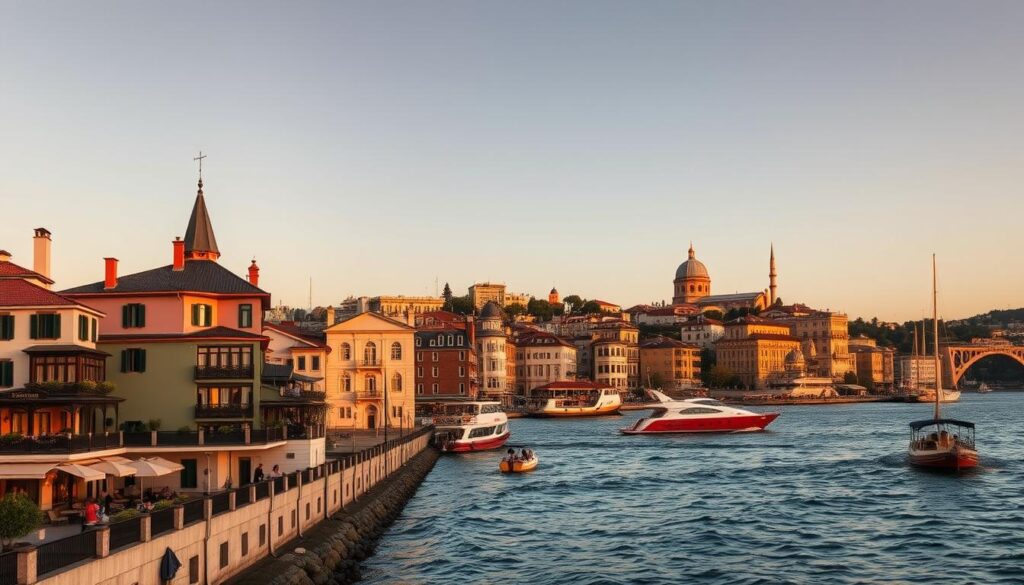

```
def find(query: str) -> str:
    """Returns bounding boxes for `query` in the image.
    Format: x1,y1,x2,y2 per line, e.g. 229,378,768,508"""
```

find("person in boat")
521,448,529,461
506,448,517,462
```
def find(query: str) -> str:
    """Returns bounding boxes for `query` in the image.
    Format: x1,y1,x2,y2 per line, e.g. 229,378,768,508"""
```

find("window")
416,366,422,377
241,533,249,556
238,304,253,328
121,349,147,373
431,367,438,377
431,383,438,394
458,366,465,377
311,356,320,371
340,343,351,360
0,315,12,340
197,346,253,368
0,361,13,388
91,318,97,342
365,375,376,393
458,382,465,395
417,352,423,362
458,351,466,361
432,352,438,362
447,335,454,346
390,342,402,360
416,383,423,395
180,459,198,489
78,315,89,341
363,342,377,364
191,303,213,327
259,525,267,547
297,356,306,370
338,407,352,418
122,303,146,328
415,337,421,347
197,385,252,406
391,373,402,391
340,373,351,392
29,314,60,339
219,542,229,569
189,556,199,585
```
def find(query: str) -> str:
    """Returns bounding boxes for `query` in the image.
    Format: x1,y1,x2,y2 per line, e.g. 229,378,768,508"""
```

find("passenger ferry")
424,401,510,452
525,381,622,417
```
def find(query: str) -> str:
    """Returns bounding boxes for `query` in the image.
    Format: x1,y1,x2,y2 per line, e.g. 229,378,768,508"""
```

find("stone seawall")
228,447,440,585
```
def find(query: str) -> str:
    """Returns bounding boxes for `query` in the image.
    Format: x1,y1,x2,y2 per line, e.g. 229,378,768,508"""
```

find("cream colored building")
680,315,725,349
475,302,511,402
505,291,531,307
469,282,506,310
716,317,802,389
369,295,443,319
639,337,702,389
263,322,329,391
773,311,853,379
515,330,577,395
324,312,416,431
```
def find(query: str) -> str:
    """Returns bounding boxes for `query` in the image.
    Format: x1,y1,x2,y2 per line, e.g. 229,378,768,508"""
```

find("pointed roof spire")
688,241,695,259
183,162,220,261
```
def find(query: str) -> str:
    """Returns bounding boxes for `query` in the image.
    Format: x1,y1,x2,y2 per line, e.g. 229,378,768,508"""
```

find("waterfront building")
679,315,725,349
671,243,774,312
639,337,702,389
469,282,506,310
514,330,577,396
634,304,701,326
264,321,329,391
369,295,444,319
475,302,512,404
323,311,416,431
849,339,895,391
771,309,853,380
414,312,478,400
505,291,531,308
715,316,802,389
896,355,937,390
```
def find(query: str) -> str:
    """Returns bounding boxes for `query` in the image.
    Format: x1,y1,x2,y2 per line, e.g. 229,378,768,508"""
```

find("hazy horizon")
3,1,1022,321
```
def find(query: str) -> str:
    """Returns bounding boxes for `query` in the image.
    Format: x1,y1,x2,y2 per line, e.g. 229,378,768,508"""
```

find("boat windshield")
690,399,724,406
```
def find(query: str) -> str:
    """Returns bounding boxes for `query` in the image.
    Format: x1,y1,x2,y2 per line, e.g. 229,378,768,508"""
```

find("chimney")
104,258,118,290
247,259,260,286
467,315,476,347
0,250,10,263
326,306,335,326
33,228,52,285
172,238,185,271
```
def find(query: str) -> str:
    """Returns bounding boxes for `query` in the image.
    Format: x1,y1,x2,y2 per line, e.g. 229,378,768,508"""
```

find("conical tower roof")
183,178,220,260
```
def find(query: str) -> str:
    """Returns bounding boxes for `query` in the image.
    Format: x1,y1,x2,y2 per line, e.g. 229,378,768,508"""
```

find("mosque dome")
479,301,503,320
675,244,709,280
785,348,806,371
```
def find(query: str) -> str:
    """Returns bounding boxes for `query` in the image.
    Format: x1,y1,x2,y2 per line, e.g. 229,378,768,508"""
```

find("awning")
56,463,106,481
129,457,184,478
0,462,58,479
88,456,137,478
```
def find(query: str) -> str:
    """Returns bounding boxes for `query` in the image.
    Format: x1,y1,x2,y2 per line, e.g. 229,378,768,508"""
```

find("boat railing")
432,415,477,426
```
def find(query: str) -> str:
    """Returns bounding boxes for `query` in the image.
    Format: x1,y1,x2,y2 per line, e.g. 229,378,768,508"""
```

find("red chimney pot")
247,259,260,287
103,258,118,289
172,238,185,271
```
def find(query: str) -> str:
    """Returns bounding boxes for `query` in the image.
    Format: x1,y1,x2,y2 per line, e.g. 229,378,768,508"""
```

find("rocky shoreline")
228,447,441,585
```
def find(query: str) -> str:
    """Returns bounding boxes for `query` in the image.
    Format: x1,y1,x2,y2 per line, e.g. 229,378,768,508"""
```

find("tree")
563,295,583,314
449,295,474,316
647,371,666,389
702,310,724,321
292,308,307,322
526,298,553,322
442,282,453,311
580,300,603,314
0,493,41,550
309,306,328,321
504,303,527,319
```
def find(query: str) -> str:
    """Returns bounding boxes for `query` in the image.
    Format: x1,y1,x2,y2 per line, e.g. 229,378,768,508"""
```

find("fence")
17,424,434,584
0,551,16,585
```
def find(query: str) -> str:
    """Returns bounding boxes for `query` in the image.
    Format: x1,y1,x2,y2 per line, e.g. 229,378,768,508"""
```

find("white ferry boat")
525,381,622,417
426,401,510,452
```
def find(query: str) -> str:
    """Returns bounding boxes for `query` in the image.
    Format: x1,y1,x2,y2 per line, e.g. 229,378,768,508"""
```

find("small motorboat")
621,390,779,434
908,418,978,471
499,456,538,473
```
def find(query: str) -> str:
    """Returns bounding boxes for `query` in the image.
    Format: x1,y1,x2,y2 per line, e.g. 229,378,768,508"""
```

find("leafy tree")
309,306,328,321
0,493,42,550
704,365,740,389
580,300,603,314
504,303,528,319
292,308,307,322
646,371,666,389
563,295,584,313
526,298,554,322
772,297,784,308
442,282,453,311
449,295,474,316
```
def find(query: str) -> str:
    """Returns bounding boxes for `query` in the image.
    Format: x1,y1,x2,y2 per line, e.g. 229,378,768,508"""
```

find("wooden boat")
499,455,538,473
908,255,978,472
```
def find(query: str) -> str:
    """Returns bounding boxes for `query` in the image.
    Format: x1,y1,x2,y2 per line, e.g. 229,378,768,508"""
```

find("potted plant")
0,493,42,551
148,419,162,432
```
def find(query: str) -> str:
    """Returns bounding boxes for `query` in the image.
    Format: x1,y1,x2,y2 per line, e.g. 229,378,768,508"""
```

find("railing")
150,508,175,537
0,432,123,455
194,403,254,418
0,550,16,585
358,358,381,367
108,517,141,551
285,472,299,491
194,364,254,379
254,482,270,501
36,530,94,576
356,390,382,399
204,429,246,445
153,431,201,446
211,492,231,516
301,469,312,483
123,427,286,448
235,487,252,507
281,388,327,402
183,499,205,525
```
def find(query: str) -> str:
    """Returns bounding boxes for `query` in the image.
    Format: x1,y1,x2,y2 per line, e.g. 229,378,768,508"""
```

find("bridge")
942,343,1024,387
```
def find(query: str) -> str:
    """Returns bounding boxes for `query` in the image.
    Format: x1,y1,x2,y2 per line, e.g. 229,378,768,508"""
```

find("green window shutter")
191,304,199,326
138,349,146,372
91,319,97,342
238,305,244,327
29,315,38,339
78,316,86,341
139,304,146,327
1,362,12,387
121,350,129,373
53,314,60,338
122,305,130,327
205,305,212,327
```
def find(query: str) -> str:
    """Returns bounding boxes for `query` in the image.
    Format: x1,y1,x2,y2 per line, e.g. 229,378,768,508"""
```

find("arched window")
364,342,377,364
391,373,402,391
689,284,695,293
340,373,351,392
340,343,351,360
390,342,402,361
365,374,377,393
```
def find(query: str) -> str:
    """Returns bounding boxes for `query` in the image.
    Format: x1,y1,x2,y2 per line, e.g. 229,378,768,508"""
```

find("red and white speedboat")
429,401,510,452
621,390,779,434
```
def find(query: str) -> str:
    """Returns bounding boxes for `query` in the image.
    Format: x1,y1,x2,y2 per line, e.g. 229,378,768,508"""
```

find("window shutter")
139,304,146,327
122,305,130,327
91,319,97,342
29,315,38,339
205,305,212,326
138,350,146,372
191,304,199,326
1,363,11,387
121,350,129,373
53,315,60,338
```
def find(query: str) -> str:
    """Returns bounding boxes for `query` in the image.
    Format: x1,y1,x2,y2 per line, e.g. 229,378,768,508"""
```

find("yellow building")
469,282,506,310
671,243,773,312
715,317,801,389
639,337,702,389
324,312,416,431
505,291,531,307
770,310,853,379
369,295,443,319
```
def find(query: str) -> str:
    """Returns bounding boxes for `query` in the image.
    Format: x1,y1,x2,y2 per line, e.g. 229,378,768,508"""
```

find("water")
362,393,1024,584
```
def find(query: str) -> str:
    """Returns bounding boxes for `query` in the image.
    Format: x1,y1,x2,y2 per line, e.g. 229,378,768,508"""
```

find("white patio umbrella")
88,456,137,478
128,457,185,494
55,463,106,482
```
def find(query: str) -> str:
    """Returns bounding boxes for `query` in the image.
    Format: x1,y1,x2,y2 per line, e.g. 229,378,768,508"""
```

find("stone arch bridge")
943,343,1024,387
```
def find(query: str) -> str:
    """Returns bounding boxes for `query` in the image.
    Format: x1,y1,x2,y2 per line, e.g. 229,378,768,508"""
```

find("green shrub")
95,381,115,394
0,493,42,550
216,425,234,434
75,380,97,393
0,433,23,446
109,509,140,523
151,500,175,511
147,419,162,431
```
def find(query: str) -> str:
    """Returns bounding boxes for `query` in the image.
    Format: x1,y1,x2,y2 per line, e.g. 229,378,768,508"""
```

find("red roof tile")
0,280,93,309
0,260,54,284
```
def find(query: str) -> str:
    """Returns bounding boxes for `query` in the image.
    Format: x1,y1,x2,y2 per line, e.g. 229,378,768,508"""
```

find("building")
264,321,329,391
715,317,802,389
469,282,506,310
369,295,444,319
634,304,701,326
849,339,895,391
323,311,415,432
414,313,478,400
548,287,560,305
680,315,725,349
896,355,937,390
475,302,512,404
514,330,577,395
772,309,853,380
639,337,702,389
593,300,621,313
505,291,531,308
671,243,774,312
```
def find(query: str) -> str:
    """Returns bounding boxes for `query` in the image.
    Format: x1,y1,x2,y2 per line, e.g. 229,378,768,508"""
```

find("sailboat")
914,317,961,403
908,255,978,471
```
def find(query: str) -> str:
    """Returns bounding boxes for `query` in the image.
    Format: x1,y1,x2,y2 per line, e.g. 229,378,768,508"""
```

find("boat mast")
932,254,941,420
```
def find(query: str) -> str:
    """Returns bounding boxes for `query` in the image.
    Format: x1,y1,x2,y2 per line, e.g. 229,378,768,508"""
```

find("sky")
1,1,1022,322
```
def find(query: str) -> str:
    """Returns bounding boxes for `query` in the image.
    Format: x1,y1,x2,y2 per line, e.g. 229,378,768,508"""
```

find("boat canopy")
909,418,975,430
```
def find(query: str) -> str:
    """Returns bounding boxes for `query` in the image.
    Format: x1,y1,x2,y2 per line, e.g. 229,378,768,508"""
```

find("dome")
479,301,503,320
550,287,558,294
785,348,806,372
675,244,709,280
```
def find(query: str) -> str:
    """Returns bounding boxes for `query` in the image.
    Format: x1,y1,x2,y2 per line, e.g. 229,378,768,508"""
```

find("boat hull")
622,412,780,434
441,431,511,453
527,402,621,418
909,446,978,471
499,457,538,473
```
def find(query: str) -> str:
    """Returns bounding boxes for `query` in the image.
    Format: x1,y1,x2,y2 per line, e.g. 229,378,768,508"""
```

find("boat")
908,255,978,472
499,453,538,473
915,388,962,403
977,383,992,393
621,390,780,434
525,381,622,417
428,401,510,452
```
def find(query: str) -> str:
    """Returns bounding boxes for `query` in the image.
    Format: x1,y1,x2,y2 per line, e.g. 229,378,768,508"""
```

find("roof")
61,260,268,298
592,300,619,308
264,322,328,348
479,301,503,320
640,337,698,350
261,362,322,384
515,331,574,348
910,418,975,430
0,279,101,311
699,292,765,304
22,345,110,357
99,326,269,343
0,259,54,284
746,333,801,342
675,245,709,280
183,183,220,257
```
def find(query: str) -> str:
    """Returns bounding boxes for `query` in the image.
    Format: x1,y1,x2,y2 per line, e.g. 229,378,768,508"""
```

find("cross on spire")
193,151,207,183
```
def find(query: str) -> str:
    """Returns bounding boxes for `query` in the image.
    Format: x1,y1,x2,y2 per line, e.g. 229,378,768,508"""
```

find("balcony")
122,426,289,448
355,390,382,400
194,403,254,419
194,365,254,380
0,432,123,455
357,358,381,368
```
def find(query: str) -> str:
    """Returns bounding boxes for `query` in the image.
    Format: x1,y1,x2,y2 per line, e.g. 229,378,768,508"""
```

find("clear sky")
2,1,1022,321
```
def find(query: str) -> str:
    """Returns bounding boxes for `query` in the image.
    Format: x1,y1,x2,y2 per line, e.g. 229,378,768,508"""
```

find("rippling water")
362,393,1024,584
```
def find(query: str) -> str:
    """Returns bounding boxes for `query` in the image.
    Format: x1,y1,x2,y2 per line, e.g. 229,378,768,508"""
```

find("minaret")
769,243,778,305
